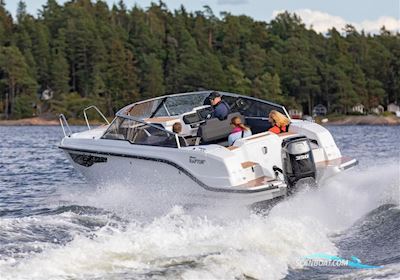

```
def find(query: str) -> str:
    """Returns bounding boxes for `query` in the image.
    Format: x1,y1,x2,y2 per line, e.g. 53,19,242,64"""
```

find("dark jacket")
213,100,230,120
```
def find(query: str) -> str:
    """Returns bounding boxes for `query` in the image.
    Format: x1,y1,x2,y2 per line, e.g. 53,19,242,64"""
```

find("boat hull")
62,148,287,209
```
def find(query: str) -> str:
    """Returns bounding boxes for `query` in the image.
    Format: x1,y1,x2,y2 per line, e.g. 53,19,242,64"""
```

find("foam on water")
0,206,336,280
0,162,398,279
270,162,399,232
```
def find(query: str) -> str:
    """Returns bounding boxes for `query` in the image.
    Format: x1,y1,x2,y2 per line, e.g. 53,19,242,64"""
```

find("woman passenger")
268,110,290,134
228,116,252,146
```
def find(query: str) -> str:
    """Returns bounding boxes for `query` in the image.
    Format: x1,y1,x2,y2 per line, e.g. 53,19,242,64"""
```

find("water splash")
0,205,337,280
0,162,398,280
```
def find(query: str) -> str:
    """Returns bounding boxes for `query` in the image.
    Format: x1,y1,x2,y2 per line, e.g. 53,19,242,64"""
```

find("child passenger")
228,116,252,146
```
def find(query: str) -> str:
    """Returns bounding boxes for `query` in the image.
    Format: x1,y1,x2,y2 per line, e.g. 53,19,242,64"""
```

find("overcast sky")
5,0,400,33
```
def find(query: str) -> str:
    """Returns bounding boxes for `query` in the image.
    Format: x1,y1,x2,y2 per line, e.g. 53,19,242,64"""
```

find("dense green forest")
0,0,399,119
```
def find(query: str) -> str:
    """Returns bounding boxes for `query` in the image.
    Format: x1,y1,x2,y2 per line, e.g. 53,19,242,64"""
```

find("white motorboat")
59,91,357,207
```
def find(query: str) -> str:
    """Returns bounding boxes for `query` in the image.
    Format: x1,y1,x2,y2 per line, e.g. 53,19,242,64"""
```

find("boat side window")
238,99,286,118
102,117,179,148
102,117,126,140
231,98,288,134
131,125,179,148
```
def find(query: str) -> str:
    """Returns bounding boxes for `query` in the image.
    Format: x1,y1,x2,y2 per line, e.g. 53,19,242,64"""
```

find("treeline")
0,0,399,119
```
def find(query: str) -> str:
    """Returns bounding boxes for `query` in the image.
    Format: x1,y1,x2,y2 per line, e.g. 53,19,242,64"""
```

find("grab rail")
59,114,72,137
83,105,110,130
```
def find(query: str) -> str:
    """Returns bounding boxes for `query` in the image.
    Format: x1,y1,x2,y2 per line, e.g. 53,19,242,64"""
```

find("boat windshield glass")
125,92,287,119
126,93,209,119
127,99,166,119
163,92,210,116
102,117,180,148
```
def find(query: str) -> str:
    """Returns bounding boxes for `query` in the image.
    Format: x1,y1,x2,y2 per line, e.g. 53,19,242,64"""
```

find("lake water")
0,125,399,279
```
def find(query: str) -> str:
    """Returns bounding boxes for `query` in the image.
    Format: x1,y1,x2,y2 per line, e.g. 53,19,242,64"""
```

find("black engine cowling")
281,136,316,188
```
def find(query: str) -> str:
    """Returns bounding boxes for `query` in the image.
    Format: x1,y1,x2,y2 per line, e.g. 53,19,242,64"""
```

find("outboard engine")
281,136,316,189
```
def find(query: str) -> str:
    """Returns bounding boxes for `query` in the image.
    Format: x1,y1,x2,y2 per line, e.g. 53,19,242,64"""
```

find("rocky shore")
0,117,59,126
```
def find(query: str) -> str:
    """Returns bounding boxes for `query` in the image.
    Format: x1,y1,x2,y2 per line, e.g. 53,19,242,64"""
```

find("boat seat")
198,112,244,144
241,161,257,169
245,118,272,134
226,146,239,151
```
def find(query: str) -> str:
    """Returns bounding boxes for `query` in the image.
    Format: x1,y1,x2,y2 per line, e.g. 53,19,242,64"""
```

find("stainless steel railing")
83,105,110,130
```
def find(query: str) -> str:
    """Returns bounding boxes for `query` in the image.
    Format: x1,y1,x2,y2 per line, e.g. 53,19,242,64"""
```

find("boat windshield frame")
117,91,290,120
102,113,185,149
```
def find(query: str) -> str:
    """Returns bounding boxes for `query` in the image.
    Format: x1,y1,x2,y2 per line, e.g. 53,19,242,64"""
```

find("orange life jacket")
269,124,289,134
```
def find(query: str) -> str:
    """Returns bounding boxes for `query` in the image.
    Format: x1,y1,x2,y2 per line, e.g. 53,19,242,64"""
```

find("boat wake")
0,163,398,280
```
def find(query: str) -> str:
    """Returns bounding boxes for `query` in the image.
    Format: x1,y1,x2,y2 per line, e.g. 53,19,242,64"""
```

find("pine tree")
242,43,267,80
141,53,164,99
16,1,27,24
175,23,203,91
0,46,37,118
31,23,51,91
0,1,12,46
226,64,251,94
105,38,139,113
252,72,284,103
50,29,69,96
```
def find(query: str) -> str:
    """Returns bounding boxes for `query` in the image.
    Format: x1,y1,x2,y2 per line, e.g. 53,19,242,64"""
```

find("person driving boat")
207,91,230,120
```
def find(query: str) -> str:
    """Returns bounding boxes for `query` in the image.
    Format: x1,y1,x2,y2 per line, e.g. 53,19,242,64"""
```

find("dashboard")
182,106,214,125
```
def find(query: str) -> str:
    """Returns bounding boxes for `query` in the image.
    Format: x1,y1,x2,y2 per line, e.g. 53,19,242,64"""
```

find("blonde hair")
269,110,290,127
231,116,250,131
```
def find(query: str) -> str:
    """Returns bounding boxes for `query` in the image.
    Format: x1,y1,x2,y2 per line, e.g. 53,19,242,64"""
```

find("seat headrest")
199,112,243,143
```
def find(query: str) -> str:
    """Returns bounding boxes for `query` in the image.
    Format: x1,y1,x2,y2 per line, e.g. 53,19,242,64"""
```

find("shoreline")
319,115,400,125
0,117,95,126
0,117,59,126
0,115,399,126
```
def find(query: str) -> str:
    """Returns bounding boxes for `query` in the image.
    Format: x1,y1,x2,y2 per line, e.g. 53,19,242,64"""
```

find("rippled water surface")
0,125,399,280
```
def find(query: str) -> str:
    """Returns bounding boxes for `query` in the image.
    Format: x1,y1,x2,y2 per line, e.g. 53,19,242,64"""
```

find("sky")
5,0,400,33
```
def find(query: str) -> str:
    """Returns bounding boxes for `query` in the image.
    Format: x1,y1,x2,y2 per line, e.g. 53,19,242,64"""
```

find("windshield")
125,93,209,118
124,91,288,119
163,93,209,116
127,99,165,119
102,116,180,148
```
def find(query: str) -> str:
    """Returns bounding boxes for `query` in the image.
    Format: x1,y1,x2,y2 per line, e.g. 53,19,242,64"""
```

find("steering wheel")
235,98,250,111
197,106,214,120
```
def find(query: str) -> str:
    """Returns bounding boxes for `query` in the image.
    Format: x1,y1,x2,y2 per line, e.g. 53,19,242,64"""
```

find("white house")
371,105,384,115
387,103,400,113
289,109,303,119
312,104,327,116
352,103,365,114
